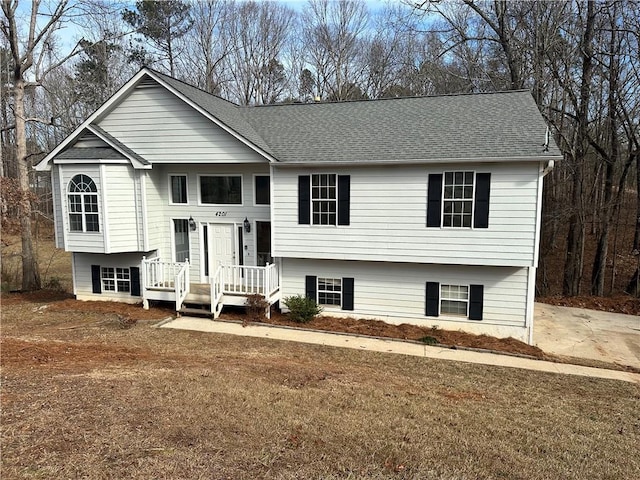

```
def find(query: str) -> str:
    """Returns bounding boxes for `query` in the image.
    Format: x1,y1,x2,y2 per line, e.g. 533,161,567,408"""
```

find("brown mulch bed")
220,309,546,359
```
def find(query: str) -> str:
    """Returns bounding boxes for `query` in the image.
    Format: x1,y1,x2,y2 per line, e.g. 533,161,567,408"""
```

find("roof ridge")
145,67,241,108
243,89,533,109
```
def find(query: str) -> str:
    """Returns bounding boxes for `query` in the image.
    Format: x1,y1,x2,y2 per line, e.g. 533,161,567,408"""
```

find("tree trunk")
562,0,596,296
14,77,41,291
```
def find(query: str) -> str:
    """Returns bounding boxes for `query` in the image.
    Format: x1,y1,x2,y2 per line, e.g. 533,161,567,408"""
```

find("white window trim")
197,174,244,206
168,173,189,205
67,173,101,234
101,267,131,293
439,283,470,318
311,173,338,226
253,174,270,206
170,217,191,263
317,277,342,307
440,170,476,230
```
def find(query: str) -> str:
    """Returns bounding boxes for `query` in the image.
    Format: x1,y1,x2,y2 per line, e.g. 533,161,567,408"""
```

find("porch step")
178,306,212,318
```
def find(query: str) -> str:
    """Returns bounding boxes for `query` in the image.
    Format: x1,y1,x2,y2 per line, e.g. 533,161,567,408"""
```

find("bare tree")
1,0,88,290
302,0,369,101
223,0,294,105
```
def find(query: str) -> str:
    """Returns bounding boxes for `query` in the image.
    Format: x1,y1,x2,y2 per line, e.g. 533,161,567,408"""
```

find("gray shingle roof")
241,91,561,163
147,69,561,164
89,125,149,165
57,147,126,160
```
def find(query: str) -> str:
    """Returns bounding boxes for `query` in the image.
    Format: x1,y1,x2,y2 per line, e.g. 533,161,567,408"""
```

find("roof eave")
272,154,564,167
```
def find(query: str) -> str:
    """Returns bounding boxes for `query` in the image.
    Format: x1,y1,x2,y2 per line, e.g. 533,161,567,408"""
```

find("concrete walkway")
158,317,640,384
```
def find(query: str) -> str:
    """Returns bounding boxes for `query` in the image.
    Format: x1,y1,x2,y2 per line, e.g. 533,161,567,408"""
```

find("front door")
202,223,235,281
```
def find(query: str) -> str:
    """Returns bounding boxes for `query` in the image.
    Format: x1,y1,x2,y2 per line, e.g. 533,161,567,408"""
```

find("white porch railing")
141,256,190,310
210,263,279,318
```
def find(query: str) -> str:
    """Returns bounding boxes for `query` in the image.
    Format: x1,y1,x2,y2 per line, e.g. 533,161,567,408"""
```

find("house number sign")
215,211,228,217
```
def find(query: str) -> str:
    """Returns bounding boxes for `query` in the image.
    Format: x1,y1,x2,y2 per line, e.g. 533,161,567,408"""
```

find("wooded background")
1,0,639,298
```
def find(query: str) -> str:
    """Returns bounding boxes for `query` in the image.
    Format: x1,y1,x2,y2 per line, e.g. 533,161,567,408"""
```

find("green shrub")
283,295,322,323
418,336,438,346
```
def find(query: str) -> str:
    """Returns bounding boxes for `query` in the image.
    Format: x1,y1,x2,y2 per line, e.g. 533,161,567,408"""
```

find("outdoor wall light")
188,216,197,231
244,217,251,233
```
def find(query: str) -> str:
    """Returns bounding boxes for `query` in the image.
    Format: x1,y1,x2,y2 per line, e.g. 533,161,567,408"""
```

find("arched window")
68,174,99,232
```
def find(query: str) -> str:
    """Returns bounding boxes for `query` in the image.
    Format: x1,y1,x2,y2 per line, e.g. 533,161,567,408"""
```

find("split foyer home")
36,68,562,344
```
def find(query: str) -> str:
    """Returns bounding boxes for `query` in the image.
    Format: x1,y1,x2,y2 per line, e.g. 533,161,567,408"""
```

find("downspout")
528,158,555,345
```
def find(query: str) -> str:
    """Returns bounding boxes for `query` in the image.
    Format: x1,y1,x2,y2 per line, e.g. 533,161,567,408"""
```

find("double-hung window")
170,175,188,204
312,174,337,225
426,282,484,320
440,284,469,316
305,275,354,311
298,174,350,226
427,171,491,229
317,278,342,306
101,267,130,293
443,171,474,228
68,174,99,232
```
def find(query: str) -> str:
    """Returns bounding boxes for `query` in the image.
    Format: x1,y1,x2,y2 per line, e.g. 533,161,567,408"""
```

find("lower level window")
440,284,468,316
102,267,130,293
318,277,341,306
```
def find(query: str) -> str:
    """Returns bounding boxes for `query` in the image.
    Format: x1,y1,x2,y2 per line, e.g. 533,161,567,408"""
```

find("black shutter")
342,277,354,310
425,281,439,316
91,265,101,294
305,275,317,300
427,174,443,227
130,267,141,296
298,175,311,225
473,173,491,229
469,284,484,320
337,175,350,226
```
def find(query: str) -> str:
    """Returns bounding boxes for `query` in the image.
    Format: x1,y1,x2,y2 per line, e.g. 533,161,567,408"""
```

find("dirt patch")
538,295,640,316
0,337,156,371
44,298,175,321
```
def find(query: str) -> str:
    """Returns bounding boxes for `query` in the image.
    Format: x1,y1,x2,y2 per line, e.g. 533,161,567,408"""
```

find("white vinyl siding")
51,165,64,248
72,252,144,301
281,258,530,340
273,162,541,267
104,165,144,252
143,164,270,282
97,83,266,164
61,165,105,252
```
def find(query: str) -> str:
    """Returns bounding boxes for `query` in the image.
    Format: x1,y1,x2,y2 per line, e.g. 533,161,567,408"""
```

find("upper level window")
255,175,270,205
170,175,188,204
426,172,491,229
312,174,337,225
298,174,350,226
200,175,242,205
443,171,474,228
68,174,99,232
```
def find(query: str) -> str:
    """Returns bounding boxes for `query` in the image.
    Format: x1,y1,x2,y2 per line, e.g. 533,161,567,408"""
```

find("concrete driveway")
534,303,640,369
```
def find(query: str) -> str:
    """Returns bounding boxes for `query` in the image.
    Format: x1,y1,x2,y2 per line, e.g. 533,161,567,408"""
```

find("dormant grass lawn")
1,294,639,480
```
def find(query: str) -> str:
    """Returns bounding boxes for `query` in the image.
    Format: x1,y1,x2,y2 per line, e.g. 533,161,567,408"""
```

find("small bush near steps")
245,294,269,321
282,295,322,323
